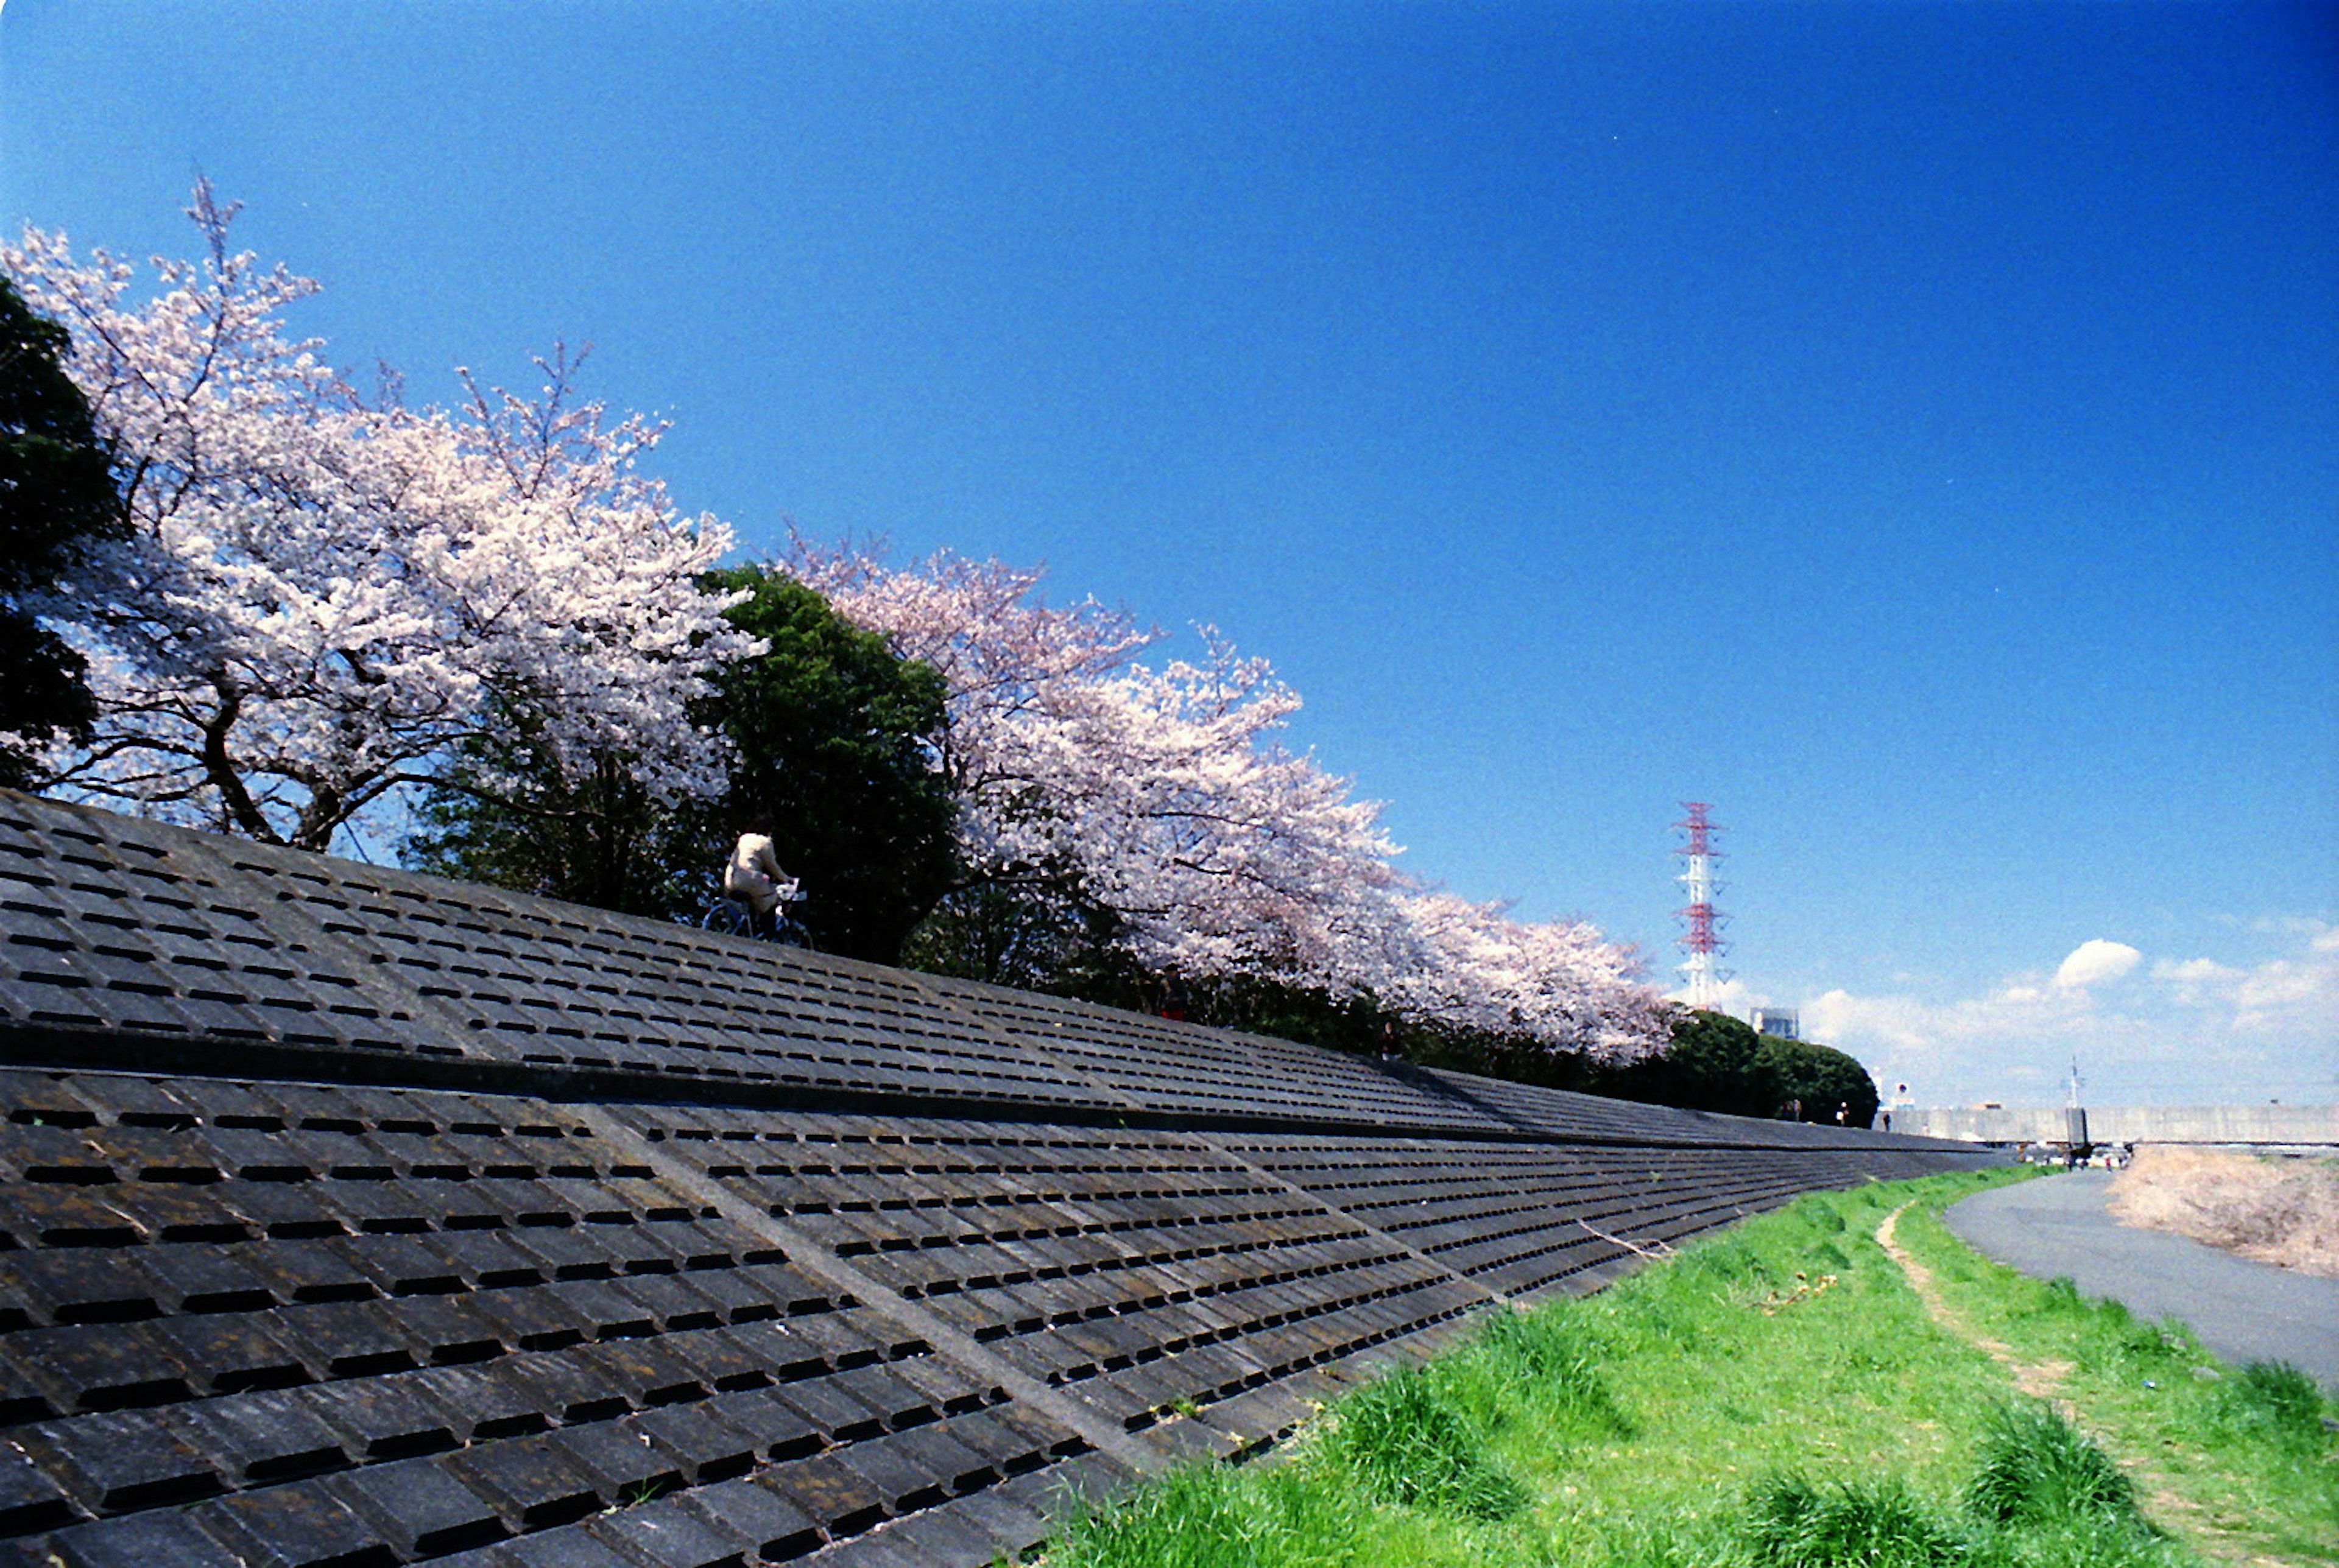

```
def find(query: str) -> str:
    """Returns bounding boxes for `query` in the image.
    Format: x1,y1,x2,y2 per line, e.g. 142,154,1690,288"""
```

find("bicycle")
697,877,813,948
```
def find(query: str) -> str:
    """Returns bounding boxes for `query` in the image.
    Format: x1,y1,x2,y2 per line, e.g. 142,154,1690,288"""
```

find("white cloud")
1795,923,2337,1106
2143,930,2337,1036
2148,955,2245,1010
1804,988,1941,1052
2054,938,2142,990
2232,943,2339,1035
2153,957,2243,984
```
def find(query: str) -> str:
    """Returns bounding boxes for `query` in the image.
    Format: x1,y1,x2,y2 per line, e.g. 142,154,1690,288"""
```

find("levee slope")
0,793,1999,1567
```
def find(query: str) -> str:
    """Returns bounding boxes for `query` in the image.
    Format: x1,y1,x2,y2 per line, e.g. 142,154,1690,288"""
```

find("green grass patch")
1965,1399,2142,1529
1891,1195,2339,1560
1744,1473,1967,1567
1318,1364,1530,1521
1049,1463,1369,1568
1037,1169,2337,1567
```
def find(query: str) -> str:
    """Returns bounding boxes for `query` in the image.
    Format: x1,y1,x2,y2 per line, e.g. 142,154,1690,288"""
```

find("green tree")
404,726,705,919
901,882,1104,993
1593,1008,1783,1117
1757,1034,1880,1128
701,567,954,961
407,567,955,963
0,277,120,787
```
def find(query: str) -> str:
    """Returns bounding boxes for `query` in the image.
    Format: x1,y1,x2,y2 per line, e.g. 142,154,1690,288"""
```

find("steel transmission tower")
1674,802,1730,1008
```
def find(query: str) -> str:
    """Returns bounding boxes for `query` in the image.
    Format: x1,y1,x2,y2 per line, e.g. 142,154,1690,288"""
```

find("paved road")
1944,1170,2339,1391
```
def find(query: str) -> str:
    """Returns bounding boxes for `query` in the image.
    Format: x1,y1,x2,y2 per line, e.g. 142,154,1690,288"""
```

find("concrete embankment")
1903,1103,2338,1146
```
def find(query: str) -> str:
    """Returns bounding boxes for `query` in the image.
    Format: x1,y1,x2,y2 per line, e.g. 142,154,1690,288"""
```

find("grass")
1742,1474,1967,1567
1964,1401,2140,1528
1317,1363,1532,1522
1036,1170,2338,1567
1895,1193,2339,1561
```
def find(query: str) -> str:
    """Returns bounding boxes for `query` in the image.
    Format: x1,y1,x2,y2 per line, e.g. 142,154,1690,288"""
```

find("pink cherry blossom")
786,537,1666,1061
5,185,756,851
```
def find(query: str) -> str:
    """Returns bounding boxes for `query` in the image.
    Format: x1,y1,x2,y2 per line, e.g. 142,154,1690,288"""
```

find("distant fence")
1901,1104,2339,1146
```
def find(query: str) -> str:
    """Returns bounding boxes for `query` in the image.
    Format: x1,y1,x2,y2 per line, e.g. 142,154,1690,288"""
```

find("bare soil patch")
1875,1206,2069,1401
2108,1146,2339,1278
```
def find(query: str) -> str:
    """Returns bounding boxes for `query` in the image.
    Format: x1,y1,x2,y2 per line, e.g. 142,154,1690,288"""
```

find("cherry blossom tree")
786,541,1399,982
4,186,753,851
785,536,1668,1061
4,183,1665,1061
783,540,1157,799
1029,634,1419,989
1391,891,1669,1064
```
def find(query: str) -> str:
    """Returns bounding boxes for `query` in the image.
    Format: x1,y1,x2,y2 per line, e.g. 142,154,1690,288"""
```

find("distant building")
1751,1007,1799,1040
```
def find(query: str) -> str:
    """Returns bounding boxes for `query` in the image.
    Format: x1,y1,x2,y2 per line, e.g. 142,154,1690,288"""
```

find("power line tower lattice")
1674,801,1731,1010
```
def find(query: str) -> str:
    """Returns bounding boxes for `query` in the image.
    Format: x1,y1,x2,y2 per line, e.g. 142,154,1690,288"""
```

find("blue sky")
6,0,2334,1105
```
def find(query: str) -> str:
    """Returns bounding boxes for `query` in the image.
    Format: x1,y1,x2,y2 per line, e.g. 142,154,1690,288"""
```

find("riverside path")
1946,1170,2339,1391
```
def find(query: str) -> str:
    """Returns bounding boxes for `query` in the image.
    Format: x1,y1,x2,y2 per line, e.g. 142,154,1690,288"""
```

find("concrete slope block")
0,793,2000,1566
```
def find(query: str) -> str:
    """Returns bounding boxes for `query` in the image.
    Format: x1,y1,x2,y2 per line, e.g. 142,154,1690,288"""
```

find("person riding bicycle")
722,820,797,938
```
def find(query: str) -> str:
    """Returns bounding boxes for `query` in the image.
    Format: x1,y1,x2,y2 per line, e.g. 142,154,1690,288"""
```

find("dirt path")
1875,1203,2073,1402
1874,1203,2286,1567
